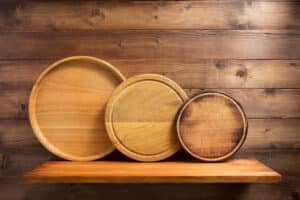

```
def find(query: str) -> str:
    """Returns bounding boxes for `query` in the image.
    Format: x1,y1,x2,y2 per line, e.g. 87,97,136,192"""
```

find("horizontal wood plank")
1,59,300,89
1,119,299,152
189,89,300,119
0,31,299,59
245,119,300,149
0,1,299,31
1,88,300,119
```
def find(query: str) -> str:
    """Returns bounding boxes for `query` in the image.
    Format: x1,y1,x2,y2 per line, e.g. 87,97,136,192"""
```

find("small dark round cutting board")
176,91,248,162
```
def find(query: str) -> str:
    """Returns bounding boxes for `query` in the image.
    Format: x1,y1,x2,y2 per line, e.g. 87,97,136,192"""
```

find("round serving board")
105,74,187,162
29,56,125,161
177,91,248,162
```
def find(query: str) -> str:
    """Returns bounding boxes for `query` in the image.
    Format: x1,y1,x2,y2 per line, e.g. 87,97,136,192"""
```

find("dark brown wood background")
0,0,300,199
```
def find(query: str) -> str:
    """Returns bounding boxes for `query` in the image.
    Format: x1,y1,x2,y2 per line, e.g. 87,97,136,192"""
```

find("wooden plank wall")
0,0,300,199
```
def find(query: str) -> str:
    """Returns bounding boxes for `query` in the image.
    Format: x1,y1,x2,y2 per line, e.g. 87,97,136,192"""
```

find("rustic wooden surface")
0,0,299,199
105,74,187,161
24,159,281,183
29,56,125,161
177,92,247,161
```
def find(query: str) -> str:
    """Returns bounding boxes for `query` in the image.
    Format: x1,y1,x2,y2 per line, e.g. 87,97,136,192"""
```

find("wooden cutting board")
29,56,125,161
177,91,248,162
105,74,187,162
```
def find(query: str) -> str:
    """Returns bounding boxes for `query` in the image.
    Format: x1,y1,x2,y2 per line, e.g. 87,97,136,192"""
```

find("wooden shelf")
24,158,281,183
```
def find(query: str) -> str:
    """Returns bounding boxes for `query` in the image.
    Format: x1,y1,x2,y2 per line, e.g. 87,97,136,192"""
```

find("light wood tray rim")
29,56,125,161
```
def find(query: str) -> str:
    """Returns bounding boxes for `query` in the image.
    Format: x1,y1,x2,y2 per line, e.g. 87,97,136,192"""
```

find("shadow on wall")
18,183,284,200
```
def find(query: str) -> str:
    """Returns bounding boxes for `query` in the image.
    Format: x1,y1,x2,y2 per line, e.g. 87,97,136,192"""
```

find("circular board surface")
29,56,125,161
177,91,248,162
105,74,188,162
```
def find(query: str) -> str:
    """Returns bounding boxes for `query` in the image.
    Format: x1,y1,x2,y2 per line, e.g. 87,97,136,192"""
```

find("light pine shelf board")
24,158,281,183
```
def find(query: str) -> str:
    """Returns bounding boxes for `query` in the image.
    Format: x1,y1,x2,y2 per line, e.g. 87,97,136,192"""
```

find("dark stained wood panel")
0,31,300,59
0,89,30,120
0,1,299,31
1,59,300,90
0,0,299,199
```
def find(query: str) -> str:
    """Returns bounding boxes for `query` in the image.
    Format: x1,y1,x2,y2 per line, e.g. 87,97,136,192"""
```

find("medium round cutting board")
29,56,125,161
177,91,248,162
105,74,188,162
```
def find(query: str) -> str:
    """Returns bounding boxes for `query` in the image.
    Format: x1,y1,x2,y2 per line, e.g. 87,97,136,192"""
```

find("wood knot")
184,4,192,10
289,62,299,67
264,128,271,133
236,69,248,78
1,154,8,169
264,88,276,95
21,103,26,111
117,41,123,48
215,60,226,70
236,22,251,30
91,8,100,17
90,8,105,20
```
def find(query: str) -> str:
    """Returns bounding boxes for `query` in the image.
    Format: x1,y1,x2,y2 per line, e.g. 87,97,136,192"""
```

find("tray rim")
29,55,125,161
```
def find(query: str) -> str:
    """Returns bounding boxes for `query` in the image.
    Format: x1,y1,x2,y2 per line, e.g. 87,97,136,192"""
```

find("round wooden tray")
105,74,188,162
29,56,125,161
176,91,248,162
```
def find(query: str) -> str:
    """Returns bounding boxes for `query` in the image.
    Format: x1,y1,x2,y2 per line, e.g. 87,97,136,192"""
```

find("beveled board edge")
105,74,188,162
29,56,126,161
176,90,248,162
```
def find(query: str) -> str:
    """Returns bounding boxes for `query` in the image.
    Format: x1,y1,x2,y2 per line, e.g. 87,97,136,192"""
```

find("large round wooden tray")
105,74,188,162
176,91,248,162
29,56,125,161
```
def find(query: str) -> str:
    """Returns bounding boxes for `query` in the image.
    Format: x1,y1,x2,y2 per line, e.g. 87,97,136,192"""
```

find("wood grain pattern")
177,91,248,161
189,89,300,119
0,31,299,59
245,119,300,149
2,119,300,152
2,88,300,120
23,159,281,183
29,56,125,161
1,59,300,90
0,1,299,31
105,74,187,161
0,0,299,198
